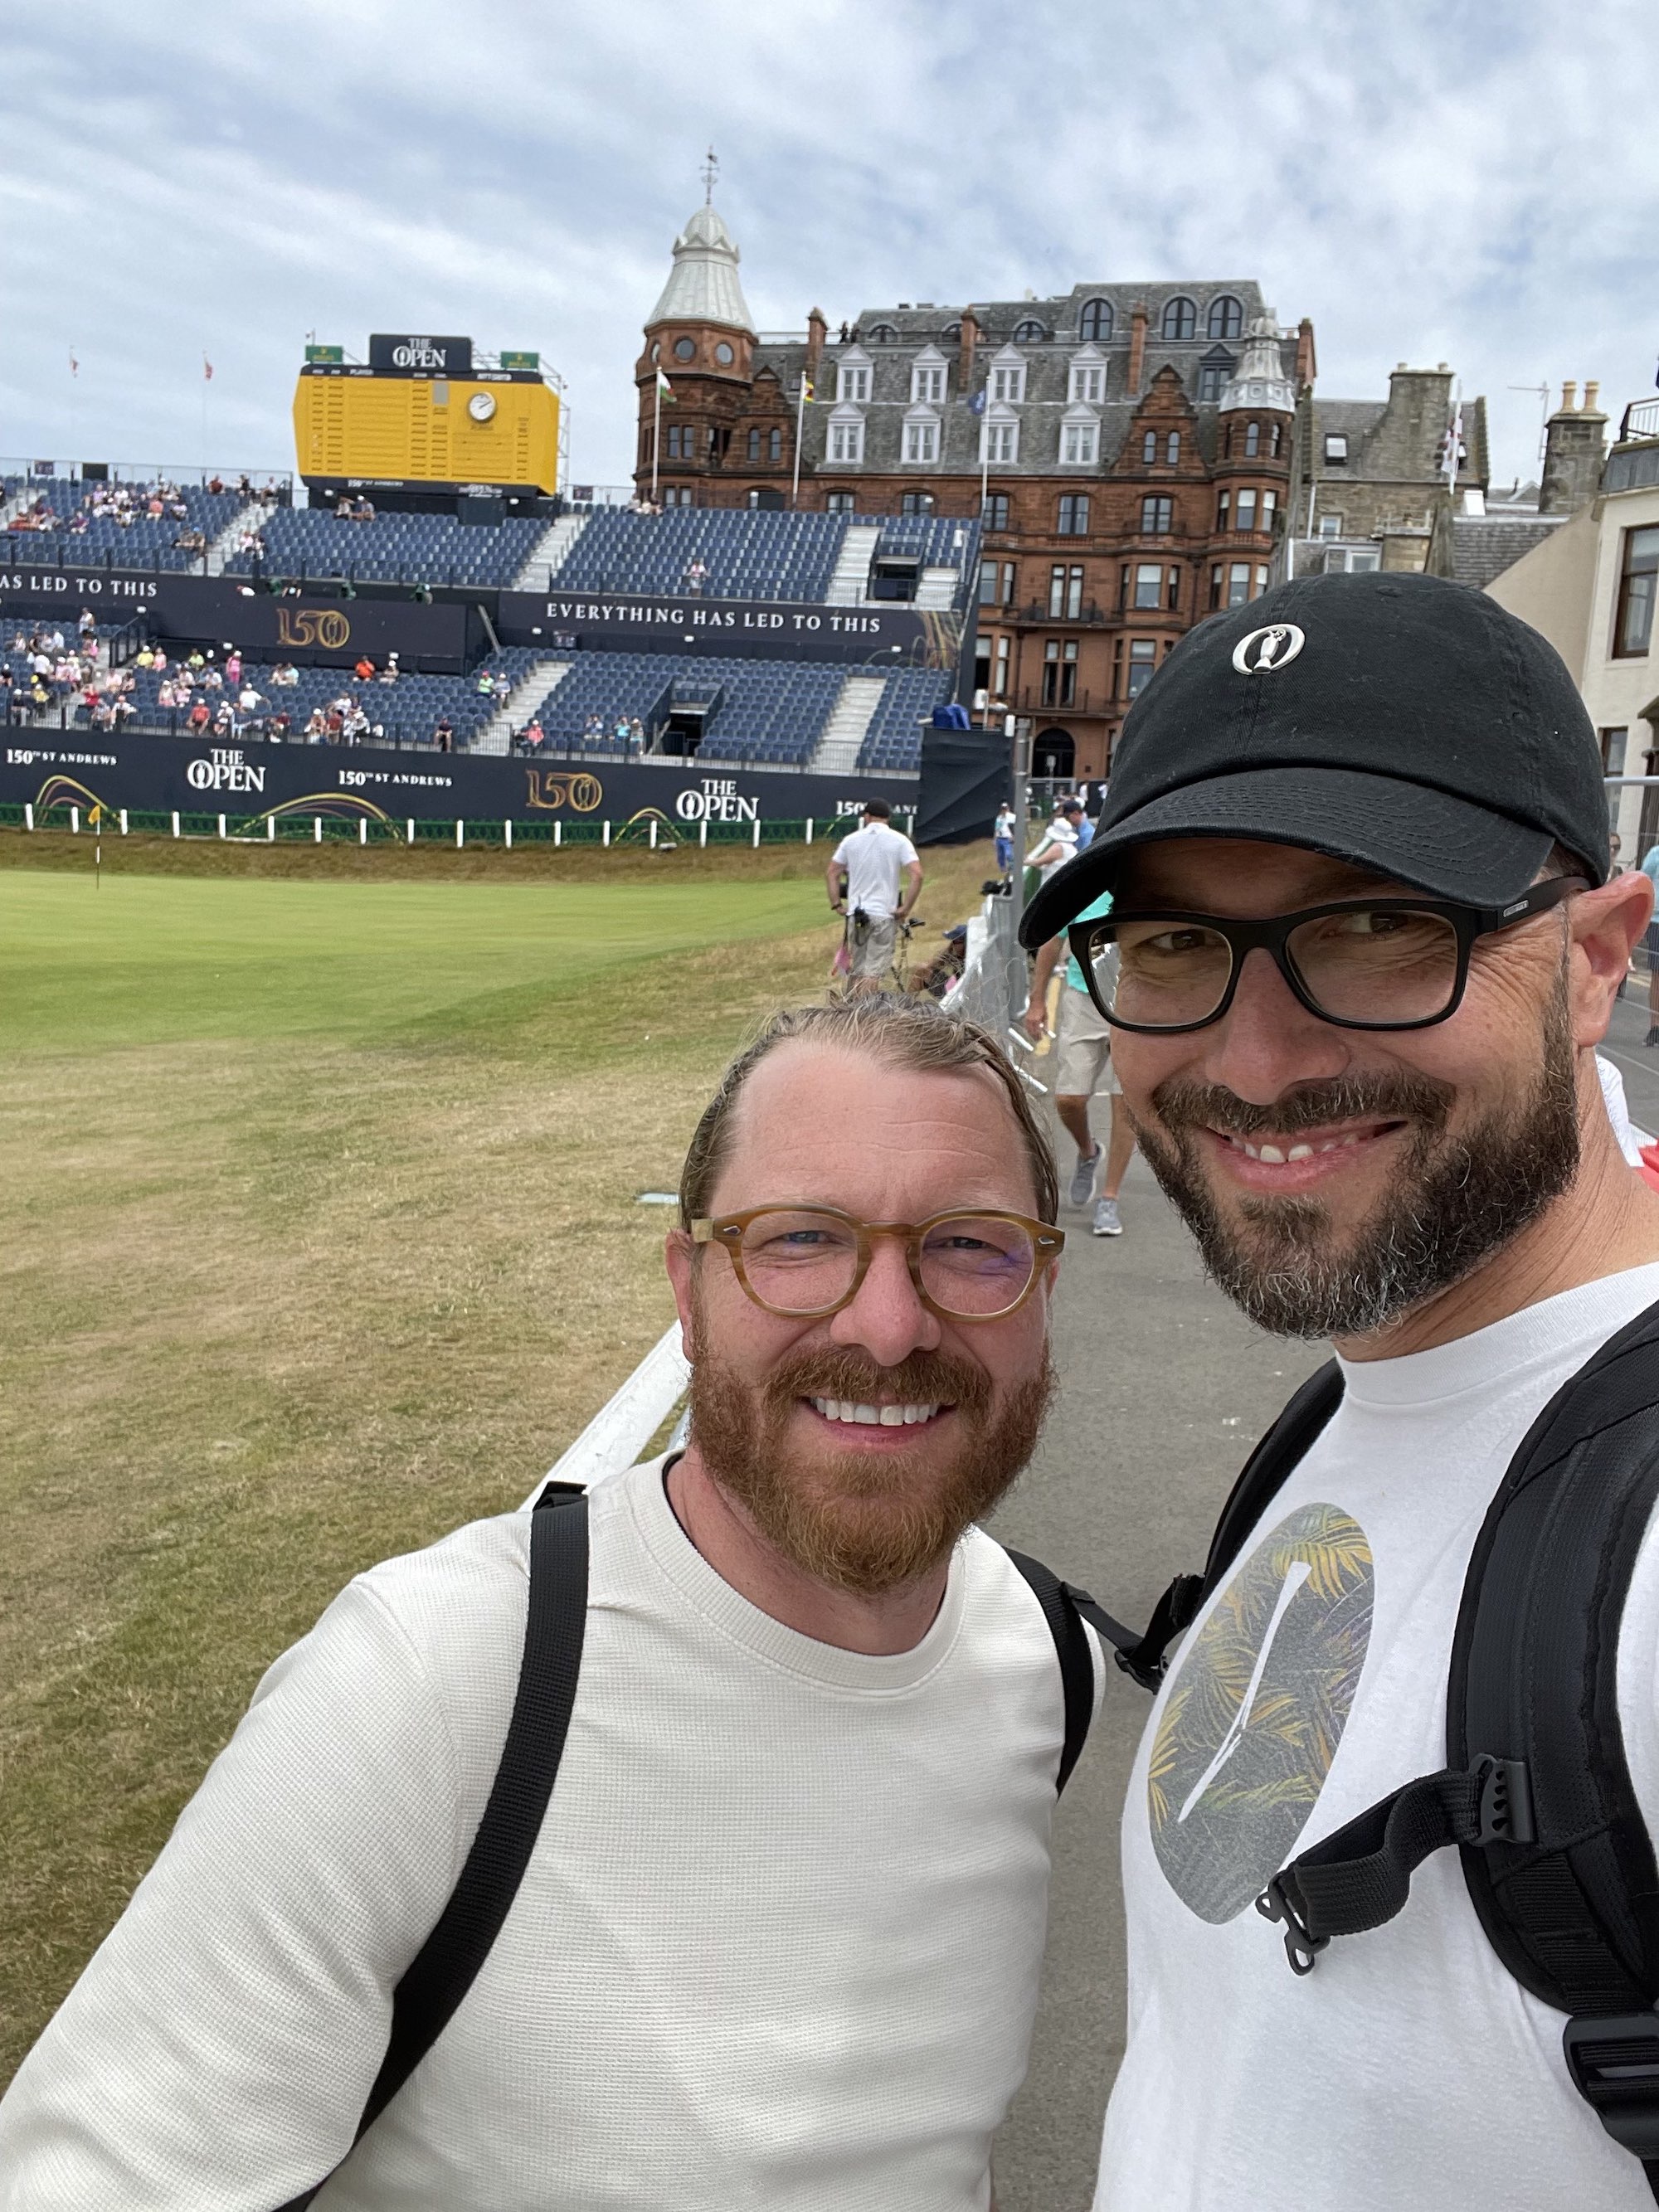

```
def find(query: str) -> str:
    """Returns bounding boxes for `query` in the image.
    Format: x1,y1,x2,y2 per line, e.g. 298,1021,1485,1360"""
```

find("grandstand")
4,479,256,572
221,506,548,590
2,500,979,776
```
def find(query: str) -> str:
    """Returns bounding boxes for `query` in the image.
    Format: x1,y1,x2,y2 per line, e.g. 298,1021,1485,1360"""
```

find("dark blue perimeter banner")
1,728,922,827
493,589,964,669
0,566,966,673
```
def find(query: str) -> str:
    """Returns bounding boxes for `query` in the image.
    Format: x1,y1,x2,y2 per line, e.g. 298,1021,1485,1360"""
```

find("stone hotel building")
633,199,1316,778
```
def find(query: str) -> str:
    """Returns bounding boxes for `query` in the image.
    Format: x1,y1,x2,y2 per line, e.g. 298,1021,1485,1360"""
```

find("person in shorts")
829,800,923,994
1023,891,1137,1236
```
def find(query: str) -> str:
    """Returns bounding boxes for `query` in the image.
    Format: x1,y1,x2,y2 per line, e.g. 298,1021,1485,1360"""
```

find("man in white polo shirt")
830,797,923,993
0,997,1097,2212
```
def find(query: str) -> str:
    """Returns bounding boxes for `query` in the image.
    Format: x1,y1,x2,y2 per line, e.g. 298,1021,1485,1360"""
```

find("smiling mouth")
808,1398,946,1427
1206,1117,1408,1169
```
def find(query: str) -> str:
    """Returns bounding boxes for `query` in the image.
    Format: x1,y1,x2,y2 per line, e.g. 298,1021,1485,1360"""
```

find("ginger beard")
686,1310,1055,1595
1131,962,1581,1339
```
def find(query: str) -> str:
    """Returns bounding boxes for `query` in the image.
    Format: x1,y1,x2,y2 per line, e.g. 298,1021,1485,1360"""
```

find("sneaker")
1068,1145,1102,1208
1647,1029,1659,1049
1092,1195,1123,1237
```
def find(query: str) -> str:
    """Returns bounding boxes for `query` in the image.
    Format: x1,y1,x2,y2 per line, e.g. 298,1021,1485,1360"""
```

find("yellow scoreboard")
293,335,559,498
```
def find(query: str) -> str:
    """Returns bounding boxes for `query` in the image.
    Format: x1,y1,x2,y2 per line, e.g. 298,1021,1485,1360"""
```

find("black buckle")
1255,1874,1328,1976
1472,1753,1535,1846
1564,2014,1659,2160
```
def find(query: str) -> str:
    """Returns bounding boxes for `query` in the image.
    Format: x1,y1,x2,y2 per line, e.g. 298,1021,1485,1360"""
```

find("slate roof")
1451,514,1563,591
753,280,1295,479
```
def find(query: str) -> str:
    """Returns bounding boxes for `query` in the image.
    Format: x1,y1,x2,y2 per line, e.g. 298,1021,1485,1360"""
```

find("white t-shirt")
1098,1262,1659,2211
834,820,919,920
0,1455,1099,2211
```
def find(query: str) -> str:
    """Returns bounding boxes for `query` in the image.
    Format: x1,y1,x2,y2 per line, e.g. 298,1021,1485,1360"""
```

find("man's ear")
1571,871,1653,1047
664,1230,699,1363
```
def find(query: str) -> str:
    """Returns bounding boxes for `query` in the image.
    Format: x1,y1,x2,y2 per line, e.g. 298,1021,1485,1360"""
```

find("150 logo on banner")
524,769,603,813
275,607,353,650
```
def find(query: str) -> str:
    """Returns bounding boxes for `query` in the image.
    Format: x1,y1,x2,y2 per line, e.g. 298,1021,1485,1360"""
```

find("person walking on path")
829,799,923,995
1023,889,1136,1235
1023,571,1659,2212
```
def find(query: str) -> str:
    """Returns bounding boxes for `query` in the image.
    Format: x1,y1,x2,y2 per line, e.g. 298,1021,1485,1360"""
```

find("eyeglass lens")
736,1209,1039,1317
1098,908,1464,1029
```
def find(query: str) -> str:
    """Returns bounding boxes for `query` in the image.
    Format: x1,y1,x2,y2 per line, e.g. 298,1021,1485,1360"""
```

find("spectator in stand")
207,474,224,495
225,649,242,688
434,714,454,752
304,709,328,744
238,682,265,717
582,712,604,747
187,698,212,734
157,678,178,711
684,555,709,596
519,717,545,754
270,710,292,742
77,607,95,641
378,654,400,686
325,707,345,742
475,668,495,697
629,715,646,755
613,715,630,750
272,662,299,688
335,497,353,519
354,654,376,683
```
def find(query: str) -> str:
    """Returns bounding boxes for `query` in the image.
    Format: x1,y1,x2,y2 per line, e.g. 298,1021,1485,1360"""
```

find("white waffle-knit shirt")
0,1455,1097,2210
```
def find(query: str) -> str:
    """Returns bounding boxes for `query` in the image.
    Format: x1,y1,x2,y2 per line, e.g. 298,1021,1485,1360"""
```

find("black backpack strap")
275,1483,589,2211
1256,1295,1659,2197
1112,1360,1346,1691
1003,1548,1097,1794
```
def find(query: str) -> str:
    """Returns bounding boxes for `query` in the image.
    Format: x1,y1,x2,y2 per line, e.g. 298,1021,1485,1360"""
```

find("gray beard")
1132,970,1581,1339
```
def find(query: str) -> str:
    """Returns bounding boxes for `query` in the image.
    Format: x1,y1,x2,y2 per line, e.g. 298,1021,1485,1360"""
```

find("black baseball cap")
1020,571,1608,946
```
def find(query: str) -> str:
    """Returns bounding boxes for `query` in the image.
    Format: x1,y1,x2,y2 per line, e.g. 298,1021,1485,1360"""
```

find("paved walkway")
989,995,1659,2208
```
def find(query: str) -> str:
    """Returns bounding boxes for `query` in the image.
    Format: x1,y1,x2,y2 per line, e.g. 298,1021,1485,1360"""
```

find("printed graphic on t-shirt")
1148,1502,1374,1923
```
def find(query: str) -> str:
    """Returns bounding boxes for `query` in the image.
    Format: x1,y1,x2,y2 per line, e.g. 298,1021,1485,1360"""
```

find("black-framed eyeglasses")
1067,876,1588,1035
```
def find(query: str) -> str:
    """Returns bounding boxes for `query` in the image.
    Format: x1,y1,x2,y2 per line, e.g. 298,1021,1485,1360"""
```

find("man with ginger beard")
1019,571,1659,2212
0,997,1101,2212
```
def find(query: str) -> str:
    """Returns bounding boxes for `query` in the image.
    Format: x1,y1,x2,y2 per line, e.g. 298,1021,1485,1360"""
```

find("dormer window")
911,348,947,404
902,406,941,464
867,323,899,344
989,345,1026,404
1061,409,1099,466
828,407,865,464
837,348,872,403
1068,348,1106,404
982,408,1019,464
1079,298,1113,343
1207,295,1243,340
1013,318,1048,343
1324,433,1348,465
1161,296,1197,342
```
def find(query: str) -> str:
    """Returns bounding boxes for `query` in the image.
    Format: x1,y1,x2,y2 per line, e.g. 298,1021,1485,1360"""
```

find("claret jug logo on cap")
1232,622,1306,676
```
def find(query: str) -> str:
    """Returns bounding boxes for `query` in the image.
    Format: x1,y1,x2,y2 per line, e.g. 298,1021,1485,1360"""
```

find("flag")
655,368,674,401
203,356,214,382
967,388,987,416
69,348,79,378
800,375,814,402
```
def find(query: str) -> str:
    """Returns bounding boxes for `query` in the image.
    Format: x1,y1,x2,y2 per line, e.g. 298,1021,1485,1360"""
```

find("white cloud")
2,0,1654,485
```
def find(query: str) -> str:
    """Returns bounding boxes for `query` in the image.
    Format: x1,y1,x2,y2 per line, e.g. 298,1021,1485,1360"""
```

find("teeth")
1287,1144,1312,1161
1257,1143,1286,1164
810,1398,941,1426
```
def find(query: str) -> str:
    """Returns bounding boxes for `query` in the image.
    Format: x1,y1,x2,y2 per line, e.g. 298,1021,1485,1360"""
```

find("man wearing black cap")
1024,572,1659,2210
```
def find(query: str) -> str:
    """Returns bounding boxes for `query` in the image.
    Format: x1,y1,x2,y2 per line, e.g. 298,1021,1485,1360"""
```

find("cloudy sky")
2,0,1654,491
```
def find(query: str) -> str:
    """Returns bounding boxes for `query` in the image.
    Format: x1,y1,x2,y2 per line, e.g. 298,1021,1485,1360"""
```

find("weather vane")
700,146,718,205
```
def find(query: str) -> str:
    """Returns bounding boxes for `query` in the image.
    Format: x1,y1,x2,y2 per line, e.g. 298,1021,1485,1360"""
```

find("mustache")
760,1344,993,1419
1149,1071,1455,1141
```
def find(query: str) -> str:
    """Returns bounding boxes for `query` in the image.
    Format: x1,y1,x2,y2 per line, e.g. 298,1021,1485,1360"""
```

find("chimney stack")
959,308,979,391
1540,381,1608,515
805,308,826,377
1128,302,1148,399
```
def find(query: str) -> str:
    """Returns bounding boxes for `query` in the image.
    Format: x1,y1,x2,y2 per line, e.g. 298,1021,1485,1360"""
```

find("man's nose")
829,1235,942,1364
1200,946,1350,1104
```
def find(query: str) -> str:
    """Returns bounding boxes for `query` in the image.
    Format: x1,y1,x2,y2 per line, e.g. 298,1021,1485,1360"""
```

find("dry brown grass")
0,834,996,2077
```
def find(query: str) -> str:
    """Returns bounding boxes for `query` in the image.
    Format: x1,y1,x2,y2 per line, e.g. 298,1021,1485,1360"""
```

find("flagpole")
652,374,661,503
792,374,808,508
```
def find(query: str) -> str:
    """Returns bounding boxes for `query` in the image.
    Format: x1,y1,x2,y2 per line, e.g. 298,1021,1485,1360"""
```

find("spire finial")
700,145,718,205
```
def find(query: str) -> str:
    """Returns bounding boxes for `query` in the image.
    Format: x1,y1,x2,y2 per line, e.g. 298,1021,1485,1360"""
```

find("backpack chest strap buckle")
1563,2014,1659,2161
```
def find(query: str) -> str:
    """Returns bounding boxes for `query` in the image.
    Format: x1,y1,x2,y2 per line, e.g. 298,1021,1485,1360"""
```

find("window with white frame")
837,352,872,403
1226,561,1252,606
989,347,1026,404
1069,350,1106,404
903,411,940,464
1133,562,1162,610
828,411,865,464
983,415,1019,464
1061,414,1099,465
1236,488,1258,531
911,349,946,404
